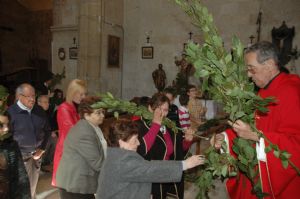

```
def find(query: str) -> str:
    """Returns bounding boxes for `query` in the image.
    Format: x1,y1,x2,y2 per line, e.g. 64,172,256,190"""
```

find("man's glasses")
20,94,36,100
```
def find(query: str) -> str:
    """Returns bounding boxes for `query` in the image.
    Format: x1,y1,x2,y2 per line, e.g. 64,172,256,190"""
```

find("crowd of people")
0,41,299,199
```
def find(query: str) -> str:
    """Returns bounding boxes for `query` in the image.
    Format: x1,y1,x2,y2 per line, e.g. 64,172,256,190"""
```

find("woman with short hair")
56,96,106,199
96,119,204,199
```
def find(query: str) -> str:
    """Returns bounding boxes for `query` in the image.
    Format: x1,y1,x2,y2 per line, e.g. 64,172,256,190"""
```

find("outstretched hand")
184,155,205,170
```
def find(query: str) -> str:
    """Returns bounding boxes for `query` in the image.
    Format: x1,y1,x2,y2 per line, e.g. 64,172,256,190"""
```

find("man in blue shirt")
8,83,51,199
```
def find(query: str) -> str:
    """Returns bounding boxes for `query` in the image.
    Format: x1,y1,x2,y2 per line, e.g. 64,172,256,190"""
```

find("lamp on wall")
142,31,153,59
182,32,194,54
69,37,78,59
248,35,255,47
144,31,152,46
188,31,193,42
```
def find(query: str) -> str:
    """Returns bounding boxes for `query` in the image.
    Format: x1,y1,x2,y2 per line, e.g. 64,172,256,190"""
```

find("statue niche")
272,21,295,67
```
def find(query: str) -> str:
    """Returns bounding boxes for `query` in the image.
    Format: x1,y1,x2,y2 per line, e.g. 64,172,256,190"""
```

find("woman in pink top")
135,93,193,199
52,79,87,186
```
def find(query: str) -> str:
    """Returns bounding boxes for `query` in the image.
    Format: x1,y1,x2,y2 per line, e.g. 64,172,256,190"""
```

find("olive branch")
173,0,300,198
92,92,178,133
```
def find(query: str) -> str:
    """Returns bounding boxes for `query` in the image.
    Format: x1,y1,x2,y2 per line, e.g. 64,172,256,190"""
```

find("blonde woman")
52,79,87,186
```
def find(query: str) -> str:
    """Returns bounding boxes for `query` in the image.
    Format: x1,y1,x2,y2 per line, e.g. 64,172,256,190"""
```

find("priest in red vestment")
220,41,300,199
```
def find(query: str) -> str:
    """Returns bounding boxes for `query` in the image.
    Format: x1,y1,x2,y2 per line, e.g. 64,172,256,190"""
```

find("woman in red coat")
52,79,87,186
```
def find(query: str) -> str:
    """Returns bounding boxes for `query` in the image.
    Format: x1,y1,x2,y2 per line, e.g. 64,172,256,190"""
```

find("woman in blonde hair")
52,79,87,186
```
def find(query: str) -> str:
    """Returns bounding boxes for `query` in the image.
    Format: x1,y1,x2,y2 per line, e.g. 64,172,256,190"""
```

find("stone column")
78,0,102,93
51,0,79,92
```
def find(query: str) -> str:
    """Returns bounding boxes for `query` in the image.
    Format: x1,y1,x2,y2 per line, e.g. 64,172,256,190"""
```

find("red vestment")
226,73,300,199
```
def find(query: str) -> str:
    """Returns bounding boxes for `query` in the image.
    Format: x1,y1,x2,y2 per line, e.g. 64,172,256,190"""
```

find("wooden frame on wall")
142,46,153,59
107,35,120,67
69,47,78,59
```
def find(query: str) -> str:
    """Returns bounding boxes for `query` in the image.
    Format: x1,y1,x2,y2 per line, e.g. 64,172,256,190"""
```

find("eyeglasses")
189,88,197,92
94,109,105,115
20,94,36,100
245,65,258,74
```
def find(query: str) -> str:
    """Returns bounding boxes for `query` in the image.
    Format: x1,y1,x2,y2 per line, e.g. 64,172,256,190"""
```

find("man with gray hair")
217,41,300,199
8,83,51,199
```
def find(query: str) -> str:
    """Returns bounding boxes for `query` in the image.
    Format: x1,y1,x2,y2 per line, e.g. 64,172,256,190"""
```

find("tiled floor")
36,140,228,199
36,172,59,199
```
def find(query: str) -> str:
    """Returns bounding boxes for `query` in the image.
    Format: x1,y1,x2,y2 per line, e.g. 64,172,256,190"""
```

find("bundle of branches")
173,0,300,198
92,93,178,133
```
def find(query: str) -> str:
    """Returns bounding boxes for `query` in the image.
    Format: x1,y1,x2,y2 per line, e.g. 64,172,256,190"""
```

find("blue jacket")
8,103,51,153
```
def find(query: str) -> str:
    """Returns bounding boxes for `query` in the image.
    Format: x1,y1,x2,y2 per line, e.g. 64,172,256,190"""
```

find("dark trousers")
42,134,57,165
152,180,184,199
58,188,95,199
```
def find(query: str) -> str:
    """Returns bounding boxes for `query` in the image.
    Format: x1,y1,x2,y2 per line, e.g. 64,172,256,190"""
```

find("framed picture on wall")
108,35,120,67
69,47,78,59
142,46,153,59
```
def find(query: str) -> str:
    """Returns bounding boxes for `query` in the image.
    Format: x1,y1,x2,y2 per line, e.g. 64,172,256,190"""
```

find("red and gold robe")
226,73,300,199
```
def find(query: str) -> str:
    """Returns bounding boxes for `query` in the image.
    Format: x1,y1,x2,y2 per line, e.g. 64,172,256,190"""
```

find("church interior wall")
51,0,79,93
1,0,299,99
99,0,124,97
0,0,52,75
122,0,300,99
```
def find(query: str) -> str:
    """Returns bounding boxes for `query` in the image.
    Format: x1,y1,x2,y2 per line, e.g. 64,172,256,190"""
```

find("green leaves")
173,0,299,197
0,85,8,115
264,144,292,169
192,146,238,198
92,92,178,133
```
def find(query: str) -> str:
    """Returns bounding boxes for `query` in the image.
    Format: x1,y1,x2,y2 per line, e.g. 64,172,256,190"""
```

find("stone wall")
51,0,124,96
0,0,52,74
122,0,300,99
0,0,30,73
51,0,79,92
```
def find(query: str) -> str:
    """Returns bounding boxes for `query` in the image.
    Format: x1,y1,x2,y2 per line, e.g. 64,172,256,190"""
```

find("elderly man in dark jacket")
7,83,51,199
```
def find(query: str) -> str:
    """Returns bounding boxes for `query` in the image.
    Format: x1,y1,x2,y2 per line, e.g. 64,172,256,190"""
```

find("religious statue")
152,64,166,92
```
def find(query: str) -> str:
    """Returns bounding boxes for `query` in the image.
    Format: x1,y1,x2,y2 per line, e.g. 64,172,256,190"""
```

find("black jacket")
0,134,31,199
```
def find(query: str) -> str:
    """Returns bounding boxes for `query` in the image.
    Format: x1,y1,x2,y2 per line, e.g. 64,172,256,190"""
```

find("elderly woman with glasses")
55,96,107,199
96,119,204,199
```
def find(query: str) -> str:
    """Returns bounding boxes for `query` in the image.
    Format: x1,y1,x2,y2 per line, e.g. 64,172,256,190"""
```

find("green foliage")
0,85,8,115
48,67,66,91
174,0,300,198
194,144,238,199
92,92,178,133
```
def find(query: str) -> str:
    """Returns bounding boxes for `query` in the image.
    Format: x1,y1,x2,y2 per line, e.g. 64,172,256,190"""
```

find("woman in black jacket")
0,111,31,199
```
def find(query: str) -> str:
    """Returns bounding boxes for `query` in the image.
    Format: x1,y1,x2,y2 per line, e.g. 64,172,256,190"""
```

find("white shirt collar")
17,100,32,113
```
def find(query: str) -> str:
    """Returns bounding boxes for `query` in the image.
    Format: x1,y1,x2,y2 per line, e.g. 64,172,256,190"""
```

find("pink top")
182,139,193,151
143,122,174,160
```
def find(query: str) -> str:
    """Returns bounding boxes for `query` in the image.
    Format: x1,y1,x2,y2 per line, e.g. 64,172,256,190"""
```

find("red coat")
226,73,300,199
52,102,80,186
